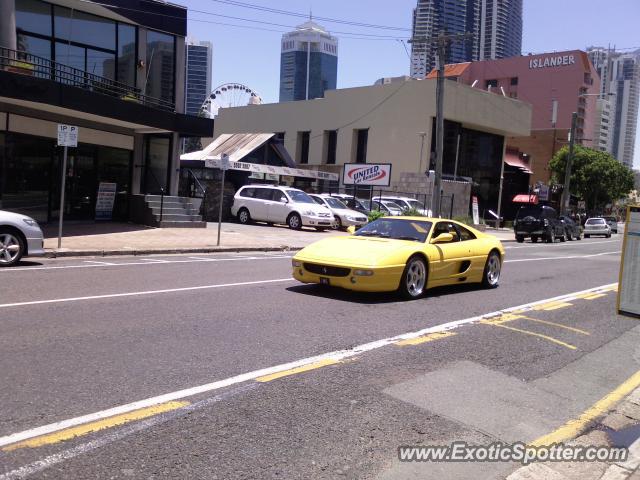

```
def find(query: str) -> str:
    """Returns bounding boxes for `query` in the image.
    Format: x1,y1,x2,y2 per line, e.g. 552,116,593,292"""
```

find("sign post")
617,205,640,318
217,153,229,246
56,125,78,248
472,196,480,225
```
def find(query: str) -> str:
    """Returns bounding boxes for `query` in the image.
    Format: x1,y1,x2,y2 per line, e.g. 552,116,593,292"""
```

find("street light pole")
561,112,578,215
418,132,426,174
433,37,445,218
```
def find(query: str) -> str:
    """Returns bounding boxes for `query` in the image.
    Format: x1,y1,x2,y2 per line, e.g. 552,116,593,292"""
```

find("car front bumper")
300,214,334,227
24,226,45,256
292,262,404,292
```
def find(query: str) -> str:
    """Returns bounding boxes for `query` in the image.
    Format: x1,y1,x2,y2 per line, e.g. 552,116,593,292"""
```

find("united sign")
342,164,392,186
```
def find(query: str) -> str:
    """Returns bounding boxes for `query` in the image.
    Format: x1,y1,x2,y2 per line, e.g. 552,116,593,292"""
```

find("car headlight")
346,216,356,221
22,218,37,227
292,259,302,267
302,210,315,216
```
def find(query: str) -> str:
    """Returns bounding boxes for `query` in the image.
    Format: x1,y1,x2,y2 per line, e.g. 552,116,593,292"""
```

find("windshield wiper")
395,236,421,242
357,232,390,238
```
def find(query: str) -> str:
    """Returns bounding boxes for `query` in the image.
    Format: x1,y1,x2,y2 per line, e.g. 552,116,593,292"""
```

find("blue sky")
182,0,640,168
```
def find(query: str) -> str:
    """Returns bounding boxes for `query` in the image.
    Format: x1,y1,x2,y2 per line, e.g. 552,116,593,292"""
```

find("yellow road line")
256,359,339,382
531,369,640,446
485,323,577,350
3,401,188,451
395,331,457,346
519,316,591,336
535,301,574,311
582,293,607,300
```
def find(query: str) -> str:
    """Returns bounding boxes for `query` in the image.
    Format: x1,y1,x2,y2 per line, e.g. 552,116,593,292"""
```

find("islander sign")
342,164,392,187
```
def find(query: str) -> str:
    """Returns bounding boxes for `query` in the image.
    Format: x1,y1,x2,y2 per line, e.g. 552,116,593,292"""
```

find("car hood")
0,210,37,225
295,236,417,267
333,208,366,217
295,203,331,215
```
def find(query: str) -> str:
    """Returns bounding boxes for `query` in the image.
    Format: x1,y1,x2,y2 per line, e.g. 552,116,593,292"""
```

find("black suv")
514,205,566,243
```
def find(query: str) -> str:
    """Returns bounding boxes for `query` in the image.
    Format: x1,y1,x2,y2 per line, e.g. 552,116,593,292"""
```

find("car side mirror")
280,197,288,203
346,226,357,235
430,232,454,244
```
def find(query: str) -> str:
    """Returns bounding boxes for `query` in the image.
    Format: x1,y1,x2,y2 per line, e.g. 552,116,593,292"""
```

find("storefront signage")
342,164,392,186
204,158,339,181
529,55,576,70
538,184,550,201
57,124,78,147
95,182,117,221
617,206,640,317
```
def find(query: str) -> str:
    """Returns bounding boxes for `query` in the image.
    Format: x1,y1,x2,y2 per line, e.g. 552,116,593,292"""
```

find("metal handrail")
185,169,207,198
0,46,175,112
145,168,166,222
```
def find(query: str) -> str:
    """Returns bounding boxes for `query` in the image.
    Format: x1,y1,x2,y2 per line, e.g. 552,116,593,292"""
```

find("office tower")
185,39,213,116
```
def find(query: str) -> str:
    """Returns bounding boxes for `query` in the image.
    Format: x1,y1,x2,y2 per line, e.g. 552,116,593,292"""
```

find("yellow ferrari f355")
291,217,505,299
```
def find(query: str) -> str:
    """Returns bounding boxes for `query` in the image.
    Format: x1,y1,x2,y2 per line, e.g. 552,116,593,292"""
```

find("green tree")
549,146,634,211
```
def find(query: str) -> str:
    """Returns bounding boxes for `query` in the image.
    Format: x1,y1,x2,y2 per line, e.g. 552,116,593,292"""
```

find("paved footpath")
42,222,516,257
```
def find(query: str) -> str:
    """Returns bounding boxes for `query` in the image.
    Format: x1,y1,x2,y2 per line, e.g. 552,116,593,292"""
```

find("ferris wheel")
200,83,262,118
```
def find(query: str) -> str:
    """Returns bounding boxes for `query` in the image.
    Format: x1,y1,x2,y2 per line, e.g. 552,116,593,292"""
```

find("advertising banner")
95,182,117,221
342,164,392,186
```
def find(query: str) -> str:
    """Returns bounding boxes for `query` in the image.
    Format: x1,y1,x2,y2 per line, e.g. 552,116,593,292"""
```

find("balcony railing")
0,46,175,112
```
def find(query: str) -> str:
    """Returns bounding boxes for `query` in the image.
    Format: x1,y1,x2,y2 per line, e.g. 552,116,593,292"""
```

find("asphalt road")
0,235,635,479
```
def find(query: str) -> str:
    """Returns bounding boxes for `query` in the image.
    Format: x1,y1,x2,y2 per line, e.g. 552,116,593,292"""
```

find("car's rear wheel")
531,235,539,243
516,235,524,243
482,251,501,288
566,229,573,241
546,229,555,243
559,230,567,242
0,230,24,268
287,213,302,230
237,208,251,225
606,233,611,238
575,231,582,240
398,256,427,300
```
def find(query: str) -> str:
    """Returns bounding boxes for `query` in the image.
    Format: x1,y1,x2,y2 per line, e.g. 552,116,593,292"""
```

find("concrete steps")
143,195,205,228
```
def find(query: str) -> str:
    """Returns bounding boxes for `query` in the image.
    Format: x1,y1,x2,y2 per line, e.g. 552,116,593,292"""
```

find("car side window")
456,225,476,241
254,188,274,201
310,196,323,205
273,190,287,202
433,222,460,242
240,188,255,198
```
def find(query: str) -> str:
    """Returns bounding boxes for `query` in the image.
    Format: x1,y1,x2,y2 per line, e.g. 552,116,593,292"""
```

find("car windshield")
286,190,315,204
360,200,372,209
603,217,616,222
586,218,606,225
324,197,347,209
311,196,324,206
407,200,425,210
384,201,403,210
384,199,410,209
355,218,433,242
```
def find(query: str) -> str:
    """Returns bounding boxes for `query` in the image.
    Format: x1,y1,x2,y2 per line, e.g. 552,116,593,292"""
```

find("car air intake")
304,263,351,277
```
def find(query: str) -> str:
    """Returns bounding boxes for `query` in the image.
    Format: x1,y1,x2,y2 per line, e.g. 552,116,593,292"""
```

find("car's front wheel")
237,208,251,225
287,212,302,230
482,251,501,288
531,235,539,243
398,256,427,300
332,216,342,230
516,235,524,243
0,230,24,268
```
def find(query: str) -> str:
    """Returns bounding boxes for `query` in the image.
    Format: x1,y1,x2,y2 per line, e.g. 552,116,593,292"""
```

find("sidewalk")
41,222,516,258
507,386,640,480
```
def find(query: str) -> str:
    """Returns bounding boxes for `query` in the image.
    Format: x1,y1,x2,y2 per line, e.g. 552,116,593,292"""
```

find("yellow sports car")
292,217,505,299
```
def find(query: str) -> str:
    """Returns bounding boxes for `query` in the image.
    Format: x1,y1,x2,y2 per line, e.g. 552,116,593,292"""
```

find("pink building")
428,50,601,185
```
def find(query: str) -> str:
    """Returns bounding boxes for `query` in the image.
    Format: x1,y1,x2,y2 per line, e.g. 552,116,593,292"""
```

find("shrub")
367,210,385,223
402,207,425,217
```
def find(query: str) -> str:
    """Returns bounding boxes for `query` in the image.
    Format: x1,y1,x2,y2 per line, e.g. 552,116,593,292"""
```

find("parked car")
231,185,334,231
513,205,566,243
309,194,368,230
0,210,45,267
372,196,431,216
559,215,582,241
584,217,611,238
327,194,371,216
602,216,619,234
361,199,402,216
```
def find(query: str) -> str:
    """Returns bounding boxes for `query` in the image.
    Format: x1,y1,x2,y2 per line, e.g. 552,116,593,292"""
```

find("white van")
231,185,334,230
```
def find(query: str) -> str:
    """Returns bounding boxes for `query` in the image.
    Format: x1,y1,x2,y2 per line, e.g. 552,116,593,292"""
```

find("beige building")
214,79,531,185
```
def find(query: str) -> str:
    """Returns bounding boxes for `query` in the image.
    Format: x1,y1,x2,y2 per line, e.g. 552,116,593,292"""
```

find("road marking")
82,260,115,266
505,251,620,263
2,401,188,451
518,316,590,335
531,369,640,446
0,283,617,450
139,258,170,263
256,359,339,382
534,301,573,311
582,293,607,300
504,239,619,250
0,278,294,309
483,323,577,350
0,255,294,273
395,331,457,346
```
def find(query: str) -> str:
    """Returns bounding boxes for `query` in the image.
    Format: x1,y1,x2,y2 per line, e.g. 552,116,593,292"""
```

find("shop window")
16,0,52,36
325,130,337,165
145,30,176,105
354,129,368,164
510,77,518,86
297,131,310,164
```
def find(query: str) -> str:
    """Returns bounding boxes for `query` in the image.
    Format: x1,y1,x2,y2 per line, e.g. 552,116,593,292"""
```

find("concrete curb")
43,246,303,258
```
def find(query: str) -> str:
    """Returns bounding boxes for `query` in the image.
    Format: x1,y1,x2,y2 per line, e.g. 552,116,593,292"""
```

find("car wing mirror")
280,197,288,203
430,232,454,244
346,225,357,235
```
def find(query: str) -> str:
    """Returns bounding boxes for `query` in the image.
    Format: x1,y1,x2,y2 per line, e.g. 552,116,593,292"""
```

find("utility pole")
561,112,578,215
408,32,473,217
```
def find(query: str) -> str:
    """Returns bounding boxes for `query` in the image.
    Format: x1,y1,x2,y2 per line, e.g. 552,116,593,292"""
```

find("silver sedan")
583,217,611,238
0,210,45,267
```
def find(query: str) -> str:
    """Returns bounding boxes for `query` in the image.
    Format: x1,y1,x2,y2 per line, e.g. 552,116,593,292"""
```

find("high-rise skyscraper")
279,19,338,102
185,39,213,116
587,47,640,168
409,0,522,78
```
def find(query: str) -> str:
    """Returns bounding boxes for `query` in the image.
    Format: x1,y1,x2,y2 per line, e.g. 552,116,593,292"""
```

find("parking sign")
57,124,78,147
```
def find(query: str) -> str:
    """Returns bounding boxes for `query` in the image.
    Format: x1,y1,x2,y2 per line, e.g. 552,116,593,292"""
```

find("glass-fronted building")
0,0,213,223
279,21,338,102
185,40,212,116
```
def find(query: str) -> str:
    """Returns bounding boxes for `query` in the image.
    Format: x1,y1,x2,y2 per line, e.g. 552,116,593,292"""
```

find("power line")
205,0,411,32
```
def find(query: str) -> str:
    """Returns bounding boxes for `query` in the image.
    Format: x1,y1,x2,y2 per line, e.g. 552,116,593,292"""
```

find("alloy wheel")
0,233,21,265
405,259,426,297
486,254,501,286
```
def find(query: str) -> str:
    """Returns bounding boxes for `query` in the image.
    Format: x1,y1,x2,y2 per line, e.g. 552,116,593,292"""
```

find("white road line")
82,261,115,266
504,239,619,250
0,282,617,449
139,258,170,263
0,255,294,273
0,278,293,309
505,251,619,263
